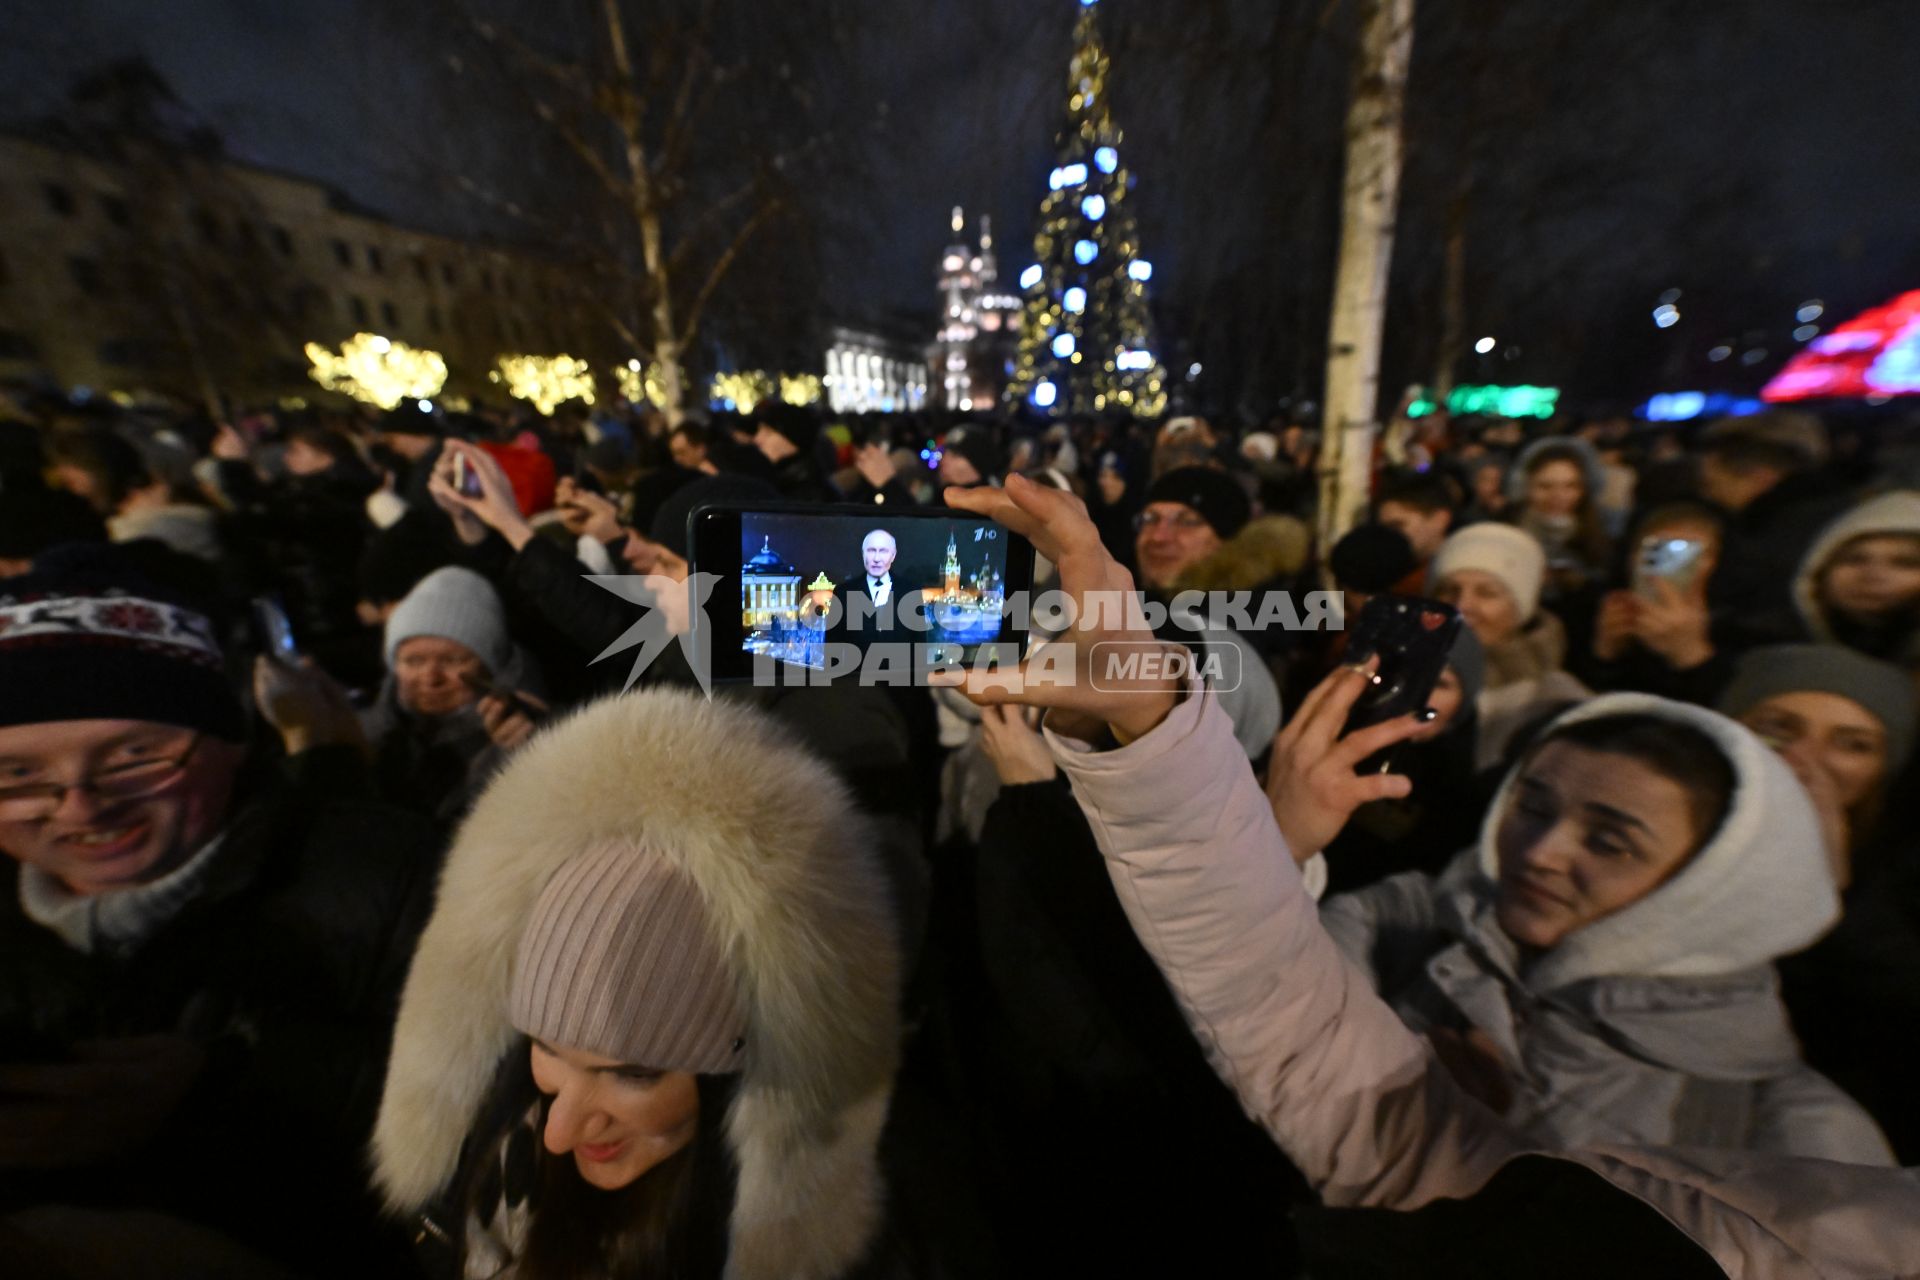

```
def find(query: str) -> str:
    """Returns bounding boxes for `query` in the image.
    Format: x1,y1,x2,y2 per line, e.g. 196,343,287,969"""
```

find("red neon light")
1762,289,1920,402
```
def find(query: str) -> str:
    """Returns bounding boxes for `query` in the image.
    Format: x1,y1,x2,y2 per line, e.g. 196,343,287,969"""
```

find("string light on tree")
1007,0,1169,418
711,370,776,412
779,373,825,406
616,359,670,408
491,354,596,414
304,332,447,409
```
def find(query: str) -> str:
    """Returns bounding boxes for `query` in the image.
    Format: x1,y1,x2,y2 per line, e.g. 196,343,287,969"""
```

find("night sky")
3,0,1916,412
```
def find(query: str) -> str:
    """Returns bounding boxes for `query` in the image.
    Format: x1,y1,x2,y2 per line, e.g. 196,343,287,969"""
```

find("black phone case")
1342,594,1463,771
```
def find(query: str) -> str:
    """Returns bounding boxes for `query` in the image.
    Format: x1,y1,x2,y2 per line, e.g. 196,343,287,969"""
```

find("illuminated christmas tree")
1005,0,1168,419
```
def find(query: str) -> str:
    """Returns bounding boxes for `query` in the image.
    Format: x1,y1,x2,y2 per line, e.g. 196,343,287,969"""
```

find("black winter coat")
1779,845,1920,1163
0,747,441,1277
1708,471,1852,656
956,779,1307,1276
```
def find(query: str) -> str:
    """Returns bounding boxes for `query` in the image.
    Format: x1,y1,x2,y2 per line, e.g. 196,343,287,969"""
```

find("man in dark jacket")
749,405,838,503
0,548,439,1277
1698,410,1852,655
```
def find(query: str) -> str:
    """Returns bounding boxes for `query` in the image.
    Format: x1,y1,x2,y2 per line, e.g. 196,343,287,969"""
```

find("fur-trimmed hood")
1481,609,1567,690
372,687,902,1280
1505,435,1605,506
1173,514,1312,593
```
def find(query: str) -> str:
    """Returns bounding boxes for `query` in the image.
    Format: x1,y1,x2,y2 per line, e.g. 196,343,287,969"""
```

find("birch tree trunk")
1318,0,1416,553
602,0,690,426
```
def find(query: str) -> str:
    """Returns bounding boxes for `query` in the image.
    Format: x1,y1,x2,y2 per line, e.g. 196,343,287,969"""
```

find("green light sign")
1408,384,1561,420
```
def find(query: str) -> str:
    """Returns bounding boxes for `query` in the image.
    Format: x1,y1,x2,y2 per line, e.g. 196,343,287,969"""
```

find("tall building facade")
823,324,929,413
0,132,594,405
929,207,1020,411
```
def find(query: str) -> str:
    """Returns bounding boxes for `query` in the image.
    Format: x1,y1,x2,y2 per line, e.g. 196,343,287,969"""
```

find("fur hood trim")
1481,610,1567,690
1506,435,1605,506
1174,514,1313,593
372,687,901,1279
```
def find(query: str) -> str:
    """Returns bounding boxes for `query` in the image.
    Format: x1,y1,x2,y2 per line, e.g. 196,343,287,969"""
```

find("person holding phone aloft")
361,566,547,826
1582,501,1735,706
929,474,1920,1276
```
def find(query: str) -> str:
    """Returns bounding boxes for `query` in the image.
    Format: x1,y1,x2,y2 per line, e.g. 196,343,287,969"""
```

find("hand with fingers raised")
929,473,1189,747
430,441,534,551
977,703,1058,785
1263,658,1428,865
478,689,550,754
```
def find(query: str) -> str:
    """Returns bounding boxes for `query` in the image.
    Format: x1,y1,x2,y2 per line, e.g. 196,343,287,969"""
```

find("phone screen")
691,504,1035,682
251,597,300,662
1634,537,1706,599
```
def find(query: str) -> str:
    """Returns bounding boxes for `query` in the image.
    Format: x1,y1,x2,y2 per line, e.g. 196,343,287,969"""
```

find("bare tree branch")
679,199,780,347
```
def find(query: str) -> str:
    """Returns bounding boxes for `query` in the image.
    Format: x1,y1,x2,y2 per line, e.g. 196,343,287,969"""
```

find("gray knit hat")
508,842,748,1073
1718,643,1917,774
384,566,513,673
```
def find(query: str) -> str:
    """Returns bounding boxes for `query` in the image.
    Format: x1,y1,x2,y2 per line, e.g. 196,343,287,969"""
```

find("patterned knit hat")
0,545,245,739
508,842,749,1072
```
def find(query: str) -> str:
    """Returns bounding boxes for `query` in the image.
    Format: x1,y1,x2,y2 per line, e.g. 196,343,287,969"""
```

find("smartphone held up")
1340,594,1462,773
250,595,302,664
1633,536,1707,600
688,501,1036,685
451,452,485,499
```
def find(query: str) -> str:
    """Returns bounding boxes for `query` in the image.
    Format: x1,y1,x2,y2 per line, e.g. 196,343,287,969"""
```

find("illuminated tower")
1006,0,1168,418
933,208,1021,410
944,531,962,597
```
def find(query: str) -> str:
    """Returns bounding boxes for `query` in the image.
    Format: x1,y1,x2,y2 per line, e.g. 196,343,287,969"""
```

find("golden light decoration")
711,370,775,412
305,332,447,409
490,353,597,414
616,359,669,408
779,373,824,407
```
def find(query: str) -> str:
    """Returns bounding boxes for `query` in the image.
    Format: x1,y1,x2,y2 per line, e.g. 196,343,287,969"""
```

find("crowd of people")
2,385,1920,1278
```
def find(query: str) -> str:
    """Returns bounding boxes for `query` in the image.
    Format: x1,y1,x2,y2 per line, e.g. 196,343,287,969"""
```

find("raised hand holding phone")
253,656,365,756
1264,660,1425,866
476,687,550,753
431,442,534,551
930,473,1183,745
1630,575,1713,669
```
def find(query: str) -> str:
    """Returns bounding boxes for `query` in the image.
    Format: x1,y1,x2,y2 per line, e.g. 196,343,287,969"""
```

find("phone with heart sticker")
1341,594,1463,773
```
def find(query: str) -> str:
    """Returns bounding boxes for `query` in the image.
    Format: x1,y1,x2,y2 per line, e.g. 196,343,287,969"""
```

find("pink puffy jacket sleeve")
1047,682,1920,1277
1045,681,1520,1209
